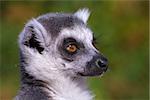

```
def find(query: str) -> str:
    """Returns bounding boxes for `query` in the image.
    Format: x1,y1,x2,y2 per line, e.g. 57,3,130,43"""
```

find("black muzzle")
80,54,108,76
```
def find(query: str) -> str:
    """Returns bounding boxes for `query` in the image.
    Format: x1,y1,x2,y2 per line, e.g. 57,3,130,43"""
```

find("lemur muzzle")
82,54,108,76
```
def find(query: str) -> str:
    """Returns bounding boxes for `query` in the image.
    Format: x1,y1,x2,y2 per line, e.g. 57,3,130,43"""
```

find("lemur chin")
15,8,108,100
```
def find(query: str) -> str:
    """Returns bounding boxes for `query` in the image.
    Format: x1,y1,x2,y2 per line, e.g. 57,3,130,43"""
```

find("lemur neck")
19,52,93,100
45,74,93,100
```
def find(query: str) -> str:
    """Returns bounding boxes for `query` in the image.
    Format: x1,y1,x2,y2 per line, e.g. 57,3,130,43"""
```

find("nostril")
96,59,107,68
97,60,102,67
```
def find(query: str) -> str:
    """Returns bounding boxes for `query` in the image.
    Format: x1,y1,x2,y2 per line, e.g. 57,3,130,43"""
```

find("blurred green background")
0,1,149,100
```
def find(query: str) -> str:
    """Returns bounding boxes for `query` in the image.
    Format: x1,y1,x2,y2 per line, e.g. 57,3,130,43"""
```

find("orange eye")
66,44,77,53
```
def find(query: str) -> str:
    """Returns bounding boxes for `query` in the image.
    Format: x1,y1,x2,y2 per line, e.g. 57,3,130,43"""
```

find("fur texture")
15,8,108,100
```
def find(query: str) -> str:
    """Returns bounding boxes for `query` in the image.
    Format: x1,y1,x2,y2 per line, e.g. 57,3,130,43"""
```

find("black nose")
83,54,108,76
96,57,108,72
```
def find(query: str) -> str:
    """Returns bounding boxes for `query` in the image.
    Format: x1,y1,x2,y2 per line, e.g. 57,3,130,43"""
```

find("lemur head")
19,8,108,81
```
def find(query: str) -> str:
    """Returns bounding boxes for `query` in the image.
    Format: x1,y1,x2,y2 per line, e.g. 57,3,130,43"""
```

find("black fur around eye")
63,37,77,44
59,37,85,62
63,38,79,55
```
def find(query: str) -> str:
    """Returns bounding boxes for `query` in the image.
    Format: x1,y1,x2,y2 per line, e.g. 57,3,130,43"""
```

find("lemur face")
56,25,108,76
19,9,108,80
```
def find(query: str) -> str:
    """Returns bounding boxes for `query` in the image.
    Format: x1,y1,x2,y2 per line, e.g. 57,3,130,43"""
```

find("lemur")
15,8,108,100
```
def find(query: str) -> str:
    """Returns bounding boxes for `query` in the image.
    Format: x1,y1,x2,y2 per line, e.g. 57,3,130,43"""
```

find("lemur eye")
66,43,77,53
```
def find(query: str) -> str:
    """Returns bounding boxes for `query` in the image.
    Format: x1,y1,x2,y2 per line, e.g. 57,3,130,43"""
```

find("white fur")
74,8,90,24
23,47,93,100
59,25,98,53
19,19,50,48
30,19,51,46
53,26,99,76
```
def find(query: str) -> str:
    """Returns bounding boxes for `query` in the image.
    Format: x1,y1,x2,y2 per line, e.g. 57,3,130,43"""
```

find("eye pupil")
66,44,77,53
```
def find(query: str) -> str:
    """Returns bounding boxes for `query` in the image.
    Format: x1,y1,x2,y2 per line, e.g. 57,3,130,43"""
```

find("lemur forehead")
60,25,93,43
37,13,85,39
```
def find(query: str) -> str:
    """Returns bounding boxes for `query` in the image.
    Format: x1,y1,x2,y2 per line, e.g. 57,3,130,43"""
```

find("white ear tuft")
74,8,90,24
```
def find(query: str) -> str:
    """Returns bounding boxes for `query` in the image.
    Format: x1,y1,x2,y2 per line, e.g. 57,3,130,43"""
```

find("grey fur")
16,84,50,100
15,51,51,100
37,13,84,39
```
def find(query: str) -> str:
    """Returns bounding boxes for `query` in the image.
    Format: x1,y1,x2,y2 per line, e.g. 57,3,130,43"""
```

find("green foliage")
0,1,149,100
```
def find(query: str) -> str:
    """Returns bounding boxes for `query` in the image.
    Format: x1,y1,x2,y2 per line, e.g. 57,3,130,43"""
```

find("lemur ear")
74,8,90,24
19,19,50,54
